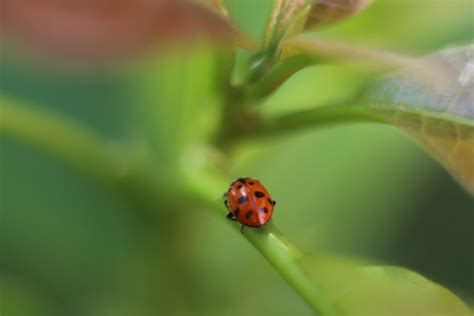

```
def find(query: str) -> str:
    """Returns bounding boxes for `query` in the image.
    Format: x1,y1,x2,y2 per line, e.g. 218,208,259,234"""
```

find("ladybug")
224,177,276,228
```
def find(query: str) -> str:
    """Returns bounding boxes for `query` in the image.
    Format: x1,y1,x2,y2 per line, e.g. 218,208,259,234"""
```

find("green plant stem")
185,173,338,315
244,223,337,315
1,96,342,314
223,104,382,146
0,97,125,181
0,97,182,220
244,54,316,101
257,105,381,136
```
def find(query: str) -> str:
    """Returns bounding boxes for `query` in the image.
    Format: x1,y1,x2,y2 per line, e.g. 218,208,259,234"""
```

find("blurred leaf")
0,0,242,63
0,275,56,316
196,0,229,15
314,0,473,53
224,0,274,43
278,39,474,195
282,37,422,68
130,47,220,168
0,96,125,181
248,35,422,101
264,0,310,48
301,255,471,315
362,45,474,195
264,0,375,54
305,0,374,30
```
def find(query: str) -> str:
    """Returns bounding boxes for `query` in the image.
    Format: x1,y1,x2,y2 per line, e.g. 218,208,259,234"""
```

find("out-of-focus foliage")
305,0,374,30
0,0,240,63
0,0,473,315
301,255,471,315
364,45,474,195
281,39,474,195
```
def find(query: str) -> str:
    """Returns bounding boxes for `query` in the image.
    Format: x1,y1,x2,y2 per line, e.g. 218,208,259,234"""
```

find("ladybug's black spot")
233,208,240,216
272,200,277,206
254,191,265,198
249,181,255,185
259,207,268,213
268,198,276,205
237,195,248,204
237,185,243,189
245,210,253,219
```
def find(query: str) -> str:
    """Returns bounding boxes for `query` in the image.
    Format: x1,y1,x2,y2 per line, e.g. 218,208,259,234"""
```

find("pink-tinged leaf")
281,38,474,194
0,0,243,63
282,37,449,87
196,0,229,16
363,45,474,195
305,0,374,30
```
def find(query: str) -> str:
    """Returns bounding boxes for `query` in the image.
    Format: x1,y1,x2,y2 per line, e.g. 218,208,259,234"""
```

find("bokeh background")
1,1,473,315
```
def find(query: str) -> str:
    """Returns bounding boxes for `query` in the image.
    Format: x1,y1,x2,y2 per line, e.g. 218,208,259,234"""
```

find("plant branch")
1,95,339,314
0,97,377,315
0,96,190,222
221,104,382,146
184,172,338,315
243,54,316,101
256,104,381,137
0,96,127,181
283,37,421,69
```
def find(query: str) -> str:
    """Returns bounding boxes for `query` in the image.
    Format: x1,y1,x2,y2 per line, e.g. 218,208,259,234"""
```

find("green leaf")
362,45,474,195
301,255,471,315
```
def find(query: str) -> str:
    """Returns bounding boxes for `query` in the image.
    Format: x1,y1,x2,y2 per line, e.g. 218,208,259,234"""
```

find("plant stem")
0,97,182,220
0,96,125,181
224,104,381,146
244,224,338,315
257,104,381,136
185,173,338,315
1,96,340,314
244,54,316,101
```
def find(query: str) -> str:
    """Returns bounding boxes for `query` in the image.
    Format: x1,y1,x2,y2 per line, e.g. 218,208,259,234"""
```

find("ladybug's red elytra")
224,177,276,228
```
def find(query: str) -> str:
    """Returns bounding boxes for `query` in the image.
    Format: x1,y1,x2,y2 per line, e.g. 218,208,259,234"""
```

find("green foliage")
1,1,473,315
301,256,471,315
0,275,55,316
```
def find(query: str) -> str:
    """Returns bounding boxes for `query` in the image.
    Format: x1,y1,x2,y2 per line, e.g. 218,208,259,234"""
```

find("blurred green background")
1,1,473,315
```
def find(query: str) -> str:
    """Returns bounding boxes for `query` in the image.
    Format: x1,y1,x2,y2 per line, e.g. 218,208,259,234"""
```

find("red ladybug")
224,177,276,228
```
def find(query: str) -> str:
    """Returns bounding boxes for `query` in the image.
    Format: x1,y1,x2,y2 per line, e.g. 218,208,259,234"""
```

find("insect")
224,177,276,229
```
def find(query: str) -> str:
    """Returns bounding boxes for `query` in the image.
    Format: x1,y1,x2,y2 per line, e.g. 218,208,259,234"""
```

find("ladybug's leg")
240,225,244,233
226,212,238,221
